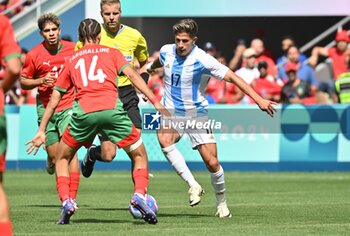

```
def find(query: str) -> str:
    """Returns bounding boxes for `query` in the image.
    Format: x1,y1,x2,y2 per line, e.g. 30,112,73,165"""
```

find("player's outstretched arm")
26,89,63,155
21,72,56,90
122,66,170,117
224,70,277,117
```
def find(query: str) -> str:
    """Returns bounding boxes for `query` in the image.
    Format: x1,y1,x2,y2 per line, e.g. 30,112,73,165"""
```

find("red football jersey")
328,47,350,79
0,14,21,115
55,44,129,113
21,40,75,112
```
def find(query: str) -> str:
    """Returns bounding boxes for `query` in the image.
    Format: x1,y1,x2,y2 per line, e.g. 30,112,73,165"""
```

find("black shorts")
118,85,141,129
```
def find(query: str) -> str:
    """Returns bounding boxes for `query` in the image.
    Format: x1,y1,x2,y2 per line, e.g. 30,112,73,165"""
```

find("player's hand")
25,131,46,155
42,72,56,86
257,99,278,117
142,94,149,102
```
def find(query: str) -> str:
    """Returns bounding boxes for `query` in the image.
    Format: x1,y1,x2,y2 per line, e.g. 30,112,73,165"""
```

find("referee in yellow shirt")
78,0,150,177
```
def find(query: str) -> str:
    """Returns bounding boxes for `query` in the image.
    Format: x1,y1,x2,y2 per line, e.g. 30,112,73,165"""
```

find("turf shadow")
27,204,90,208
73,218,130,224
157,213,212,218
131,221,154,225
27,204,59,208
87,207,127,211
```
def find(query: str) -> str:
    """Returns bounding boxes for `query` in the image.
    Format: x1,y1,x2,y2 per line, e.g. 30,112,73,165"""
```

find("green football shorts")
37,104,72,146
62,101,140,149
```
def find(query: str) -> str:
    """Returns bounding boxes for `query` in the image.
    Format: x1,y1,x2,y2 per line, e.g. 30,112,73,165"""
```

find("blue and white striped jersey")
159,44,229,117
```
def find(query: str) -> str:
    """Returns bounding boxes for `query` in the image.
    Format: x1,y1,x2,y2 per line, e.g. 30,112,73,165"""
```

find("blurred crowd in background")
143,30,350,106
0,0,36,17
1,1,350,106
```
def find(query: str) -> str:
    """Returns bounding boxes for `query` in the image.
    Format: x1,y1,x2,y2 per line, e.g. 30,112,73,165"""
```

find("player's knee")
101,149,115,162
57,153,71,162
159,140,171,148
46,145,57,162
101,142,116,162
206,158,220,172
157,133,176,148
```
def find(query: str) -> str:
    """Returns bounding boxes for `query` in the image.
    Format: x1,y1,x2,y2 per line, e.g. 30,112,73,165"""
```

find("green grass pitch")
4,170,350,236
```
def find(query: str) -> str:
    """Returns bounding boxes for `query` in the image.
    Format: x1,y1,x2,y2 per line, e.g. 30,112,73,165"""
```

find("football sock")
69,172,80,200
0,222,12,236
133,168,148,196
56,176,70,203
162,144,198,188
209,165,227,207
0,153,5,172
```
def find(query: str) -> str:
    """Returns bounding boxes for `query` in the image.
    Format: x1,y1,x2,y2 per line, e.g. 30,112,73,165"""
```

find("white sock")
209,165,227,207
162,144,198,188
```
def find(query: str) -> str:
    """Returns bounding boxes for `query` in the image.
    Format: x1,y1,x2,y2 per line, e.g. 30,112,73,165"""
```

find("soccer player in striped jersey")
20,13,80,207
26,18,168,224
147,19,277,218
0,13,22,236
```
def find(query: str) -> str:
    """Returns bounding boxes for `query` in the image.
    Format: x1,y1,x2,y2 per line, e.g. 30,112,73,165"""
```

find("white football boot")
215,203,232,218
188,184,204,207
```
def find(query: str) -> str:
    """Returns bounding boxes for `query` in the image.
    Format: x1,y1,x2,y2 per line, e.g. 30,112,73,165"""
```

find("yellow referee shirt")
75,24,149,87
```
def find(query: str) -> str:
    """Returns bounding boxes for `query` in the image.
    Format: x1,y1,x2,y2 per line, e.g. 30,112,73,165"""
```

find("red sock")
69,172,80,200
0,222,12,236
56,176,70,203
132,168,148,195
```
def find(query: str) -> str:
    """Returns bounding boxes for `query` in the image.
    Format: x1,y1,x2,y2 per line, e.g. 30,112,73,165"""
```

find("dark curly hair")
78,18,101,43
37,13,60,31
